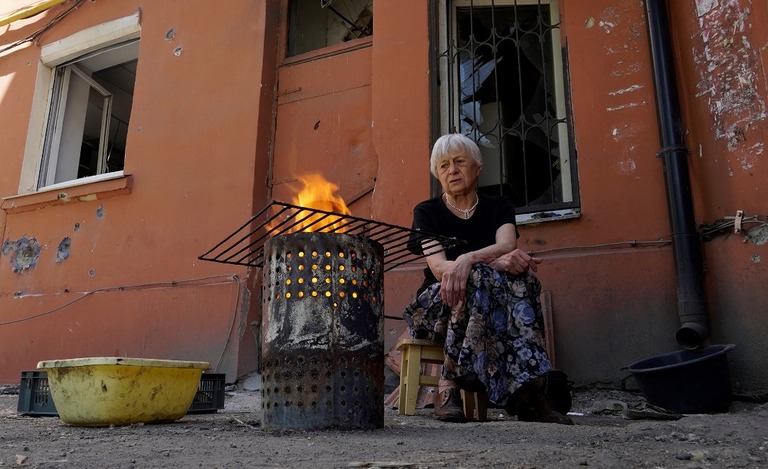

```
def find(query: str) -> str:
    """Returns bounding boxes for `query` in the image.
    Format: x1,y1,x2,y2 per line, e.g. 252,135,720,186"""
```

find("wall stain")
1,239,13,256
3,237,42,273
608,84,644,96
696,0,718,17
597,1,649,118
616,158,638,175
746,225,768,246
56,237,72,263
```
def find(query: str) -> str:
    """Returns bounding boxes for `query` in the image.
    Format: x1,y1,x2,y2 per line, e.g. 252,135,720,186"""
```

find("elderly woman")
404,133,571,424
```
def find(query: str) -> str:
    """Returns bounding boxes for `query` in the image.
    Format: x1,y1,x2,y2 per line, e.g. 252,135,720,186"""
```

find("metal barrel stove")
261,232,384,430
197,201,465,430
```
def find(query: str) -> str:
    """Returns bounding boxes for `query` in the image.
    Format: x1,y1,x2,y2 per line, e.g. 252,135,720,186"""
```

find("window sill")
1,174,132,215
517,208,581,225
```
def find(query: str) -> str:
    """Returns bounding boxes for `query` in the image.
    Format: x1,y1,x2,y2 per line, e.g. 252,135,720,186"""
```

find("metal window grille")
434,0,579,215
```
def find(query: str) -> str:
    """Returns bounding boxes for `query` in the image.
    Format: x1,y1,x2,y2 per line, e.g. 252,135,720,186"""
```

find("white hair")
429,133,483,177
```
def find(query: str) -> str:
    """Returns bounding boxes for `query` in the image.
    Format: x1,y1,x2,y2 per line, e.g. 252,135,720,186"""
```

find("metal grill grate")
198,201,465,272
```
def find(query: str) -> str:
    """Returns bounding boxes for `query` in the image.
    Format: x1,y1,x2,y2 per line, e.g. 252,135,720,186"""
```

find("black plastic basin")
627,344,736,414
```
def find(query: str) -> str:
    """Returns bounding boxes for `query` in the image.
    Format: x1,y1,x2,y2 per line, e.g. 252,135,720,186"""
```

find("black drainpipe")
644,0,709,349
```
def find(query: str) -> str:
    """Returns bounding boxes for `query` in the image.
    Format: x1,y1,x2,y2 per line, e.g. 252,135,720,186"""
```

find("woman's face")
435,151,481,195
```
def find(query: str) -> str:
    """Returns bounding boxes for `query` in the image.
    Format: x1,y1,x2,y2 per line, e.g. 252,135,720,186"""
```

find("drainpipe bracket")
655,145,690,158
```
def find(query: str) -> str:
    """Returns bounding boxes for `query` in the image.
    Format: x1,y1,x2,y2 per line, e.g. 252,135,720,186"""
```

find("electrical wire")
528,239,672,257
0,0,85,55
2,274,246,374
215,275,244,371
700,216,768,241
0,274,240,326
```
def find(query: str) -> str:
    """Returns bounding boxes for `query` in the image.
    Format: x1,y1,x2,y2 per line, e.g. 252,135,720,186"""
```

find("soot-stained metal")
261,232,384,430
200,201,465,430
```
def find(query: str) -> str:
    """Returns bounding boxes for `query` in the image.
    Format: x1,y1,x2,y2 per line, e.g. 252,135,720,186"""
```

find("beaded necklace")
443,193,479,219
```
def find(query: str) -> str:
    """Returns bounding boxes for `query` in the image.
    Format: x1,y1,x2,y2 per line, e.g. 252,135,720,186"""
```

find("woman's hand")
488,249,542,274
439,254,474,307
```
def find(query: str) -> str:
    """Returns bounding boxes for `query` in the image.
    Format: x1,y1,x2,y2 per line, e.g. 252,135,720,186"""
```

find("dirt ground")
1,381,767,469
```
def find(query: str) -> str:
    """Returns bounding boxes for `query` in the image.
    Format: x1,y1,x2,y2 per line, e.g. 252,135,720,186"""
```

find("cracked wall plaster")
746,225,768,246
3,237,42,273
56,237,71,263
693,0,767,154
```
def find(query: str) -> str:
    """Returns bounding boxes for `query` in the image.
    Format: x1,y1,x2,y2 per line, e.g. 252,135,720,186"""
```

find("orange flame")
271,173,351,234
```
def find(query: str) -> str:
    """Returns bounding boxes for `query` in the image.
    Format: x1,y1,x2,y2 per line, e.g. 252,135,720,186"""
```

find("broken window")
435,0,579,219
38,39,137,188
287,0,373,57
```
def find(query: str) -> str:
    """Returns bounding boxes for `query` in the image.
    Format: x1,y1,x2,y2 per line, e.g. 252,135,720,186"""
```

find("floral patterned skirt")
402,264,553,406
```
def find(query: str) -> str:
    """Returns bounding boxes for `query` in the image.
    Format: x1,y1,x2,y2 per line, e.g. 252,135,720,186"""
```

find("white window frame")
436,0,578,223
40,64,114,186
18,13,140,194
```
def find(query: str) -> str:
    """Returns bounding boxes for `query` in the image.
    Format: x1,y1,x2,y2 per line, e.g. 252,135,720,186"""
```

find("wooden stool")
397,338,488,421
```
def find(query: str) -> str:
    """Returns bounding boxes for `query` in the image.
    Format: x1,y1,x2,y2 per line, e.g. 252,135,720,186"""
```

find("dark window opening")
287,0,373,57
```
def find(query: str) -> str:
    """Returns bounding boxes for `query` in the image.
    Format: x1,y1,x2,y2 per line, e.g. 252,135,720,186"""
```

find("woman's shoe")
544,370,572,415
433,388,466,422
508,376,573,425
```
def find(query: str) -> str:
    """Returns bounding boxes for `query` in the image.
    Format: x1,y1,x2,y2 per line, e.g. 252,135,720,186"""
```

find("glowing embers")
269,242,381,309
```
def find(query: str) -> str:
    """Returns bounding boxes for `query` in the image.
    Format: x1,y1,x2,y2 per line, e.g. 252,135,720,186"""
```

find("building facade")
1,0,766,393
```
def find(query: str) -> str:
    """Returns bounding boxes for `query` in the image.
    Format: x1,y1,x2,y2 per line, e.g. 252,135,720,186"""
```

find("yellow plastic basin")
37,357,210,426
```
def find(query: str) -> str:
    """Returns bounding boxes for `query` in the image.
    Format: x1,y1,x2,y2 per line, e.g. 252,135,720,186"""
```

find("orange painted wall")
512,0,768,388
0,0,278,383
530,0,684,382
2,0,767,392
668,0,768,388
369,0,433,354
373,0,768,390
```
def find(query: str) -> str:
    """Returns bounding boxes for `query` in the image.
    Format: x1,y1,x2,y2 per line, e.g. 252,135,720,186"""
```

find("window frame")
17,13,140,195
39,64,114,187
433,0,580,223
285,0,373,60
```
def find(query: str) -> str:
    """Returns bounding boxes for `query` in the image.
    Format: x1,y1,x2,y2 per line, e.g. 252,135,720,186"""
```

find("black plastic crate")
188,373,226,414
17,370,225,416
17,370,57,416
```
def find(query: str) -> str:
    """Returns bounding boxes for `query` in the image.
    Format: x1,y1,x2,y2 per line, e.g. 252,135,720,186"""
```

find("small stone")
690,450,708,462
243,374,262,391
